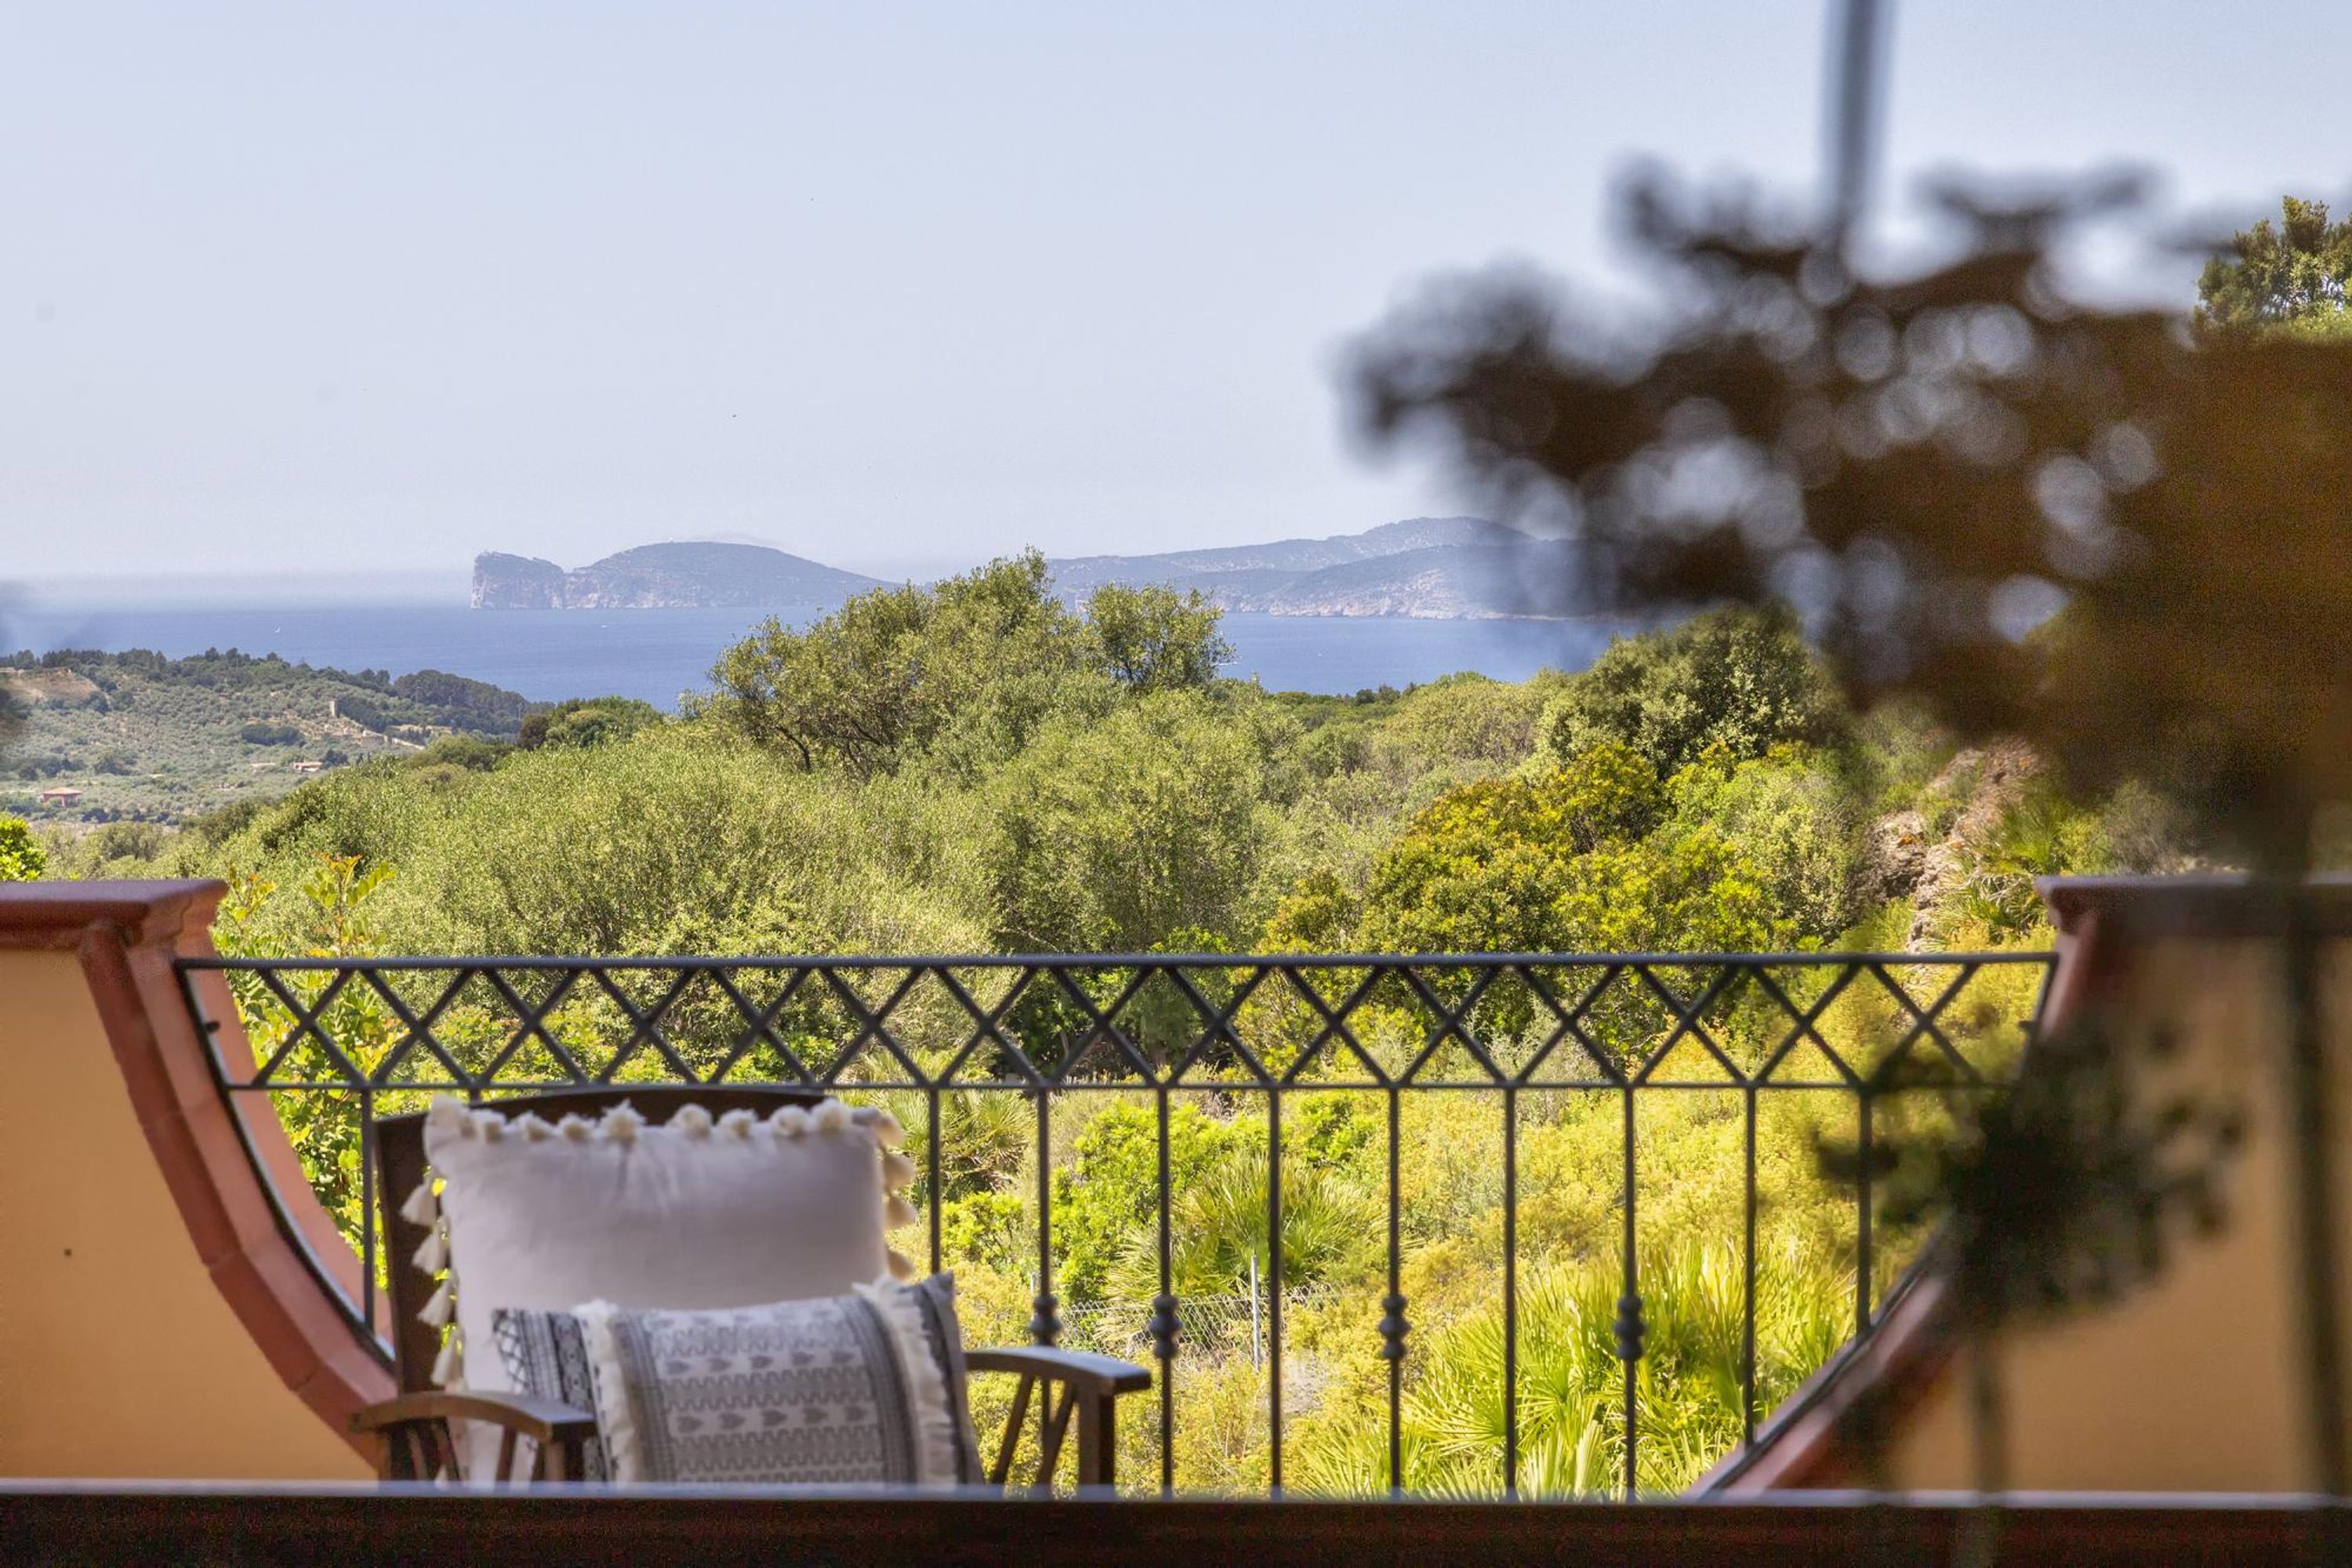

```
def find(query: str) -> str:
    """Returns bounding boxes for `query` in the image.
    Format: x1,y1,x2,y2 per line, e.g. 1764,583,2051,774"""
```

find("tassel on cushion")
397,1179,439,1227
411,1226,448,1276
884,1192,919,1231
673,1104,714,1139
887,1248,917,1283
426,1095,470,1135
718,1109,759,1140
770,1105,811,1138
880,1151,917,1191
855,1107,906,1151
813,1098,851,1134
419,1275,456,1328
432,1330,463,1389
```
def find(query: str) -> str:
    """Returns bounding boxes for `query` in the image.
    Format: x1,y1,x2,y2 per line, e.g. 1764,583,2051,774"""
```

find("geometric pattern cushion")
498,1273,982,1486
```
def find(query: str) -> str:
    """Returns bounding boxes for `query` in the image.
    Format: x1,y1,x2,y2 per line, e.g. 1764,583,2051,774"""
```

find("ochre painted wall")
0,946,367,1479
1882,935,2352,1493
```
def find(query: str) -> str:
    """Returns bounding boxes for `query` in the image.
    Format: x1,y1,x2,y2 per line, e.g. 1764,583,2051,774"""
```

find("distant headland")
473,519,1584,620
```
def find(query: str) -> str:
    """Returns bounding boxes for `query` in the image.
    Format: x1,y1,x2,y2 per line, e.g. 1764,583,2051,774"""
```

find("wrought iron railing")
176,949,2052,1496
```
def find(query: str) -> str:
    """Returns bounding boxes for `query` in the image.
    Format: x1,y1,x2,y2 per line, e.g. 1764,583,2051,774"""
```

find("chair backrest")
376,1085,829,1393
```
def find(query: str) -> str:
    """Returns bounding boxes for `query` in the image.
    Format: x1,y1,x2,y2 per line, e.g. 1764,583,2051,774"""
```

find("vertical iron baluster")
926,1085,942,1277
1152,1086,1178,1495
360,1086,378,1339
1035,1086,1063,1354
1855,1089,1875,1337
1502,1083,1519,1497
1616,1086,1643,1497
1267,1089,1283,1494
1032,1087,1059,1348
1380,1086,1406,1494
1742,1083,1759,1446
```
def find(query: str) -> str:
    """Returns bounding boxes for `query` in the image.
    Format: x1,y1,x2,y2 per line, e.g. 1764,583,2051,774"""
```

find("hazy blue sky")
5,2,2348,591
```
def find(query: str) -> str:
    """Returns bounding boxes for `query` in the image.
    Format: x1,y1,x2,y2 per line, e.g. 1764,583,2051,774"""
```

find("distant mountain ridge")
472,520,1580,619
1047,518,1581,619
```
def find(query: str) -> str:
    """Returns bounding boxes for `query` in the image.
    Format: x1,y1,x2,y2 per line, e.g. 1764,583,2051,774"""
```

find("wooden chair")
349,1085,1150,1487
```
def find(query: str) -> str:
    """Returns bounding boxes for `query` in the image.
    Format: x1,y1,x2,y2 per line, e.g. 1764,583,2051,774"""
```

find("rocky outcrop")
1857,741,2046,951
470,553,564,609
472,543,887,611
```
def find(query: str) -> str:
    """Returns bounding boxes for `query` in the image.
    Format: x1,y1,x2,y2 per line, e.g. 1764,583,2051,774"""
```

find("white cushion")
414,1094,914,1465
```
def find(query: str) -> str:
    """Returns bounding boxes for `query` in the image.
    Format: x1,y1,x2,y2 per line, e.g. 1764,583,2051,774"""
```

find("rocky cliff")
471,552,566,609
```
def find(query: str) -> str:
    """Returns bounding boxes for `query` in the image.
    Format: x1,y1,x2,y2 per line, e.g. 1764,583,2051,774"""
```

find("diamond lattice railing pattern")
180,948,2052,1497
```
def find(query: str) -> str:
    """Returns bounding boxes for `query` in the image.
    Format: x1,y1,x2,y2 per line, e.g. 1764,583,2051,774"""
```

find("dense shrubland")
40,557,2193,1493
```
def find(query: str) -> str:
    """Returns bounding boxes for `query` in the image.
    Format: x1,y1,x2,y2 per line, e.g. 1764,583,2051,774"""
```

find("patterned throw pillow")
494,1274,983,1487
490,1307,611,1481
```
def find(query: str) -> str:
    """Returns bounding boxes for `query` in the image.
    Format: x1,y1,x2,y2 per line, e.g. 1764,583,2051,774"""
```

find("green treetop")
706,551,1229,779
2198,196,2352,340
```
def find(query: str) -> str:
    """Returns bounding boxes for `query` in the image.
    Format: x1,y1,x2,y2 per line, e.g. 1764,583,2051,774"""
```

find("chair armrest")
351,1390,598,1483
964,1346,1148,1490
351,1389,597,1442
966,1345,1152,1397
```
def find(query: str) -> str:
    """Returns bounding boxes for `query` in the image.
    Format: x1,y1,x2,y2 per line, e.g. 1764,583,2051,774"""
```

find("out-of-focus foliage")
2198,197,2352,341
1352,171,2352,872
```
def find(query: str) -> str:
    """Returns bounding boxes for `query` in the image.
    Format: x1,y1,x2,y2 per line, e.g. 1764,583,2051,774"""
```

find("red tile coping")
0,880,390,1457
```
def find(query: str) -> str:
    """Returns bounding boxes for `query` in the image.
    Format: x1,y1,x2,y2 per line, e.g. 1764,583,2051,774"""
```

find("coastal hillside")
473,518,1579,619
474,542,888,609
1151,536,1582,618
1045,516,1514,589
2,648,528,824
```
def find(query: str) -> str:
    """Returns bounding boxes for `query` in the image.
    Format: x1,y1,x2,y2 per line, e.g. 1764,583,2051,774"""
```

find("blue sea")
2,601,1624,706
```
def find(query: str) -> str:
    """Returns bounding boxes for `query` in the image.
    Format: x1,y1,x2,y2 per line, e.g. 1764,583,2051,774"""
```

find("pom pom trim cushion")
412,1094,920,1395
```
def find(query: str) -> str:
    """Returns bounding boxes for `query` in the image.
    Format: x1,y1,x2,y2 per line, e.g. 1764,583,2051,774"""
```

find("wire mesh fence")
1061,1280,1336,1366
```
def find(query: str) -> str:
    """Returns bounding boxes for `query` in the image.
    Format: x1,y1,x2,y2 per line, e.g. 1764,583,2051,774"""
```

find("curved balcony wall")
0,881,375,1479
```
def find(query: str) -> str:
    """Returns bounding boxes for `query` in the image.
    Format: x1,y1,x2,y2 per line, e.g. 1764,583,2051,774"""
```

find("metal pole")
1250,1250,1262,1372
2284,882,2348,1497
1825,0,1891,250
